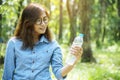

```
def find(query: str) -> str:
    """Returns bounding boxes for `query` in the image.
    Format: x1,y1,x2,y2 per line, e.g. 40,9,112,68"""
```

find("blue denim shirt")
2,35,66,80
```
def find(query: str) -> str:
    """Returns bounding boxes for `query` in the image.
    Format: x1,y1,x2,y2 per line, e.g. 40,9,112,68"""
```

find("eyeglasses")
35,17,48,25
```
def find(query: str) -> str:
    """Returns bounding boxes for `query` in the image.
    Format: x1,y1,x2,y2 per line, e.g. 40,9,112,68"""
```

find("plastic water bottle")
66,33,84,65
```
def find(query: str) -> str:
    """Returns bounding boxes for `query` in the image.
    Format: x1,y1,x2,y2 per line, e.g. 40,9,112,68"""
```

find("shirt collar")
39,35,49,43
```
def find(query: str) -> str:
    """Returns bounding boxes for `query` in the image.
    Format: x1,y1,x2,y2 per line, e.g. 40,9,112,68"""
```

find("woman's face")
34,11,48,36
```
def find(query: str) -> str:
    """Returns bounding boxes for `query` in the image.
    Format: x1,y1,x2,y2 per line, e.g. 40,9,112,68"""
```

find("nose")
41,20,45,26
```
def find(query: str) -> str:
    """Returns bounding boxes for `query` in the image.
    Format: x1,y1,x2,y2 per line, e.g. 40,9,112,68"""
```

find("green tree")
58,0,63,40
66,0,79,43
79,0,95,62
0,0,2,38
116,0,120,41
14,0,24,28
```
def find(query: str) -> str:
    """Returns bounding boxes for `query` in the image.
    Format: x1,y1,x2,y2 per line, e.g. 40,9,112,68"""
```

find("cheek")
34,25,38,31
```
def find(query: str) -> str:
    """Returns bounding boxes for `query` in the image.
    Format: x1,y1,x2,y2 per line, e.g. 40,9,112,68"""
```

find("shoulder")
6,37,16,48
48,39,62,51
7,37,21,45
8,37,17,43
50,39,60,46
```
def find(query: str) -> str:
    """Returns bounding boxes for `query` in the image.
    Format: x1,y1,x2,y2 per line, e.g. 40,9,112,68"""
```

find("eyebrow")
39,16,48,18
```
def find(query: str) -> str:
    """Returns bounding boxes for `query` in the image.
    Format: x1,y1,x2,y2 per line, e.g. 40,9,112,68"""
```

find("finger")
70,49,78,54
72,47,83,52
71,47,81,52
71,48,82,54
71,45,80,49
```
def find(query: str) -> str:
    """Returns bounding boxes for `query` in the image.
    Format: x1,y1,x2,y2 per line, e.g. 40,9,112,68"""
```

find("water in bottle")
66,33,84,65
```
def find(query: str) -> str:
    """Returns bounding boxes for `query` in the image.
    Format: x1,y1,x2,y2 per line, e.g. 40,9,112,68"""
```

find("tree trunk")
14,0,23,28
116,0,120,41
48,0,51,16
79,0,95,62
59,0,63,40
0,0,2,37
117,0,120,17
95,0,102,48
100,0,107,43
0,0,4,65
0,14,1,37
66,0,77,44
0,57,4,65
95,0,106,48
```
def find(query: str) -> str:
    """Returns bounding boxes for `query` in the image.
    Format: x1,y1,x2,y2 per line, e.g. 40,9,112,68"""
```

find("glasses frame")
35,17,49,25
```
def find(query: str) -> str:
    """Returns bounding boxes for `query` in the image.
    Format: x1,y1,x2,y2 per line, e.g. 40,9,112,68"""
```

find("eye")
43,17,48,23
36,19,41,24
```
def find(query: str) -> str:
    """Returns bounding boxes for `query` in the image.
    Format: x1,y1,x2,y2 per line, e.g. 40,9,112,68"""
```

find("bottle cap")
79,33,84,37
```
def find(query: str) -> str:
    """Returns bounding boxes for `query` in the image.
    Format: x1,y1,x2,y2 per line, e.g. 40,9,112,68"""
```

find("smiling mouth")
39,28,46,30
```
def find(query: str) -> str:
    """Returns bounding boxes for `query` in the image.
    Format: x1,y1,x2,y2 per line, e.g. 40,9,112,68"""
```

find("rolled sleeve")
2,38,15,80
56,69,67,80
51,41,66,80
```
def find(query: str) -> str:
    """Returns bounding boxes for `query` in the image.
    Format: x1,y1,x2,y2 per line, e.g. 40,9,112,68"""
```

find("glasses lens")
36,19,41,25
36,17,48,25
43,17,48,23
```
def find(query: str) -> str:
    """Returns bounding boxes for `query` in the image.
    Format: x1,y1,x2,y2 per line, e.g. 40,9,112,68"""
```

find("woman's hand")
70,45,83,64
61,45,83,76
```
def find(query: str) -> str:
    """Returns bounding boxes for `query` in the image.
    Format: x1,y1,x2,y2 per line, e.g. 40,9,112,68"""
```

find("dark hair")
14,3,53,50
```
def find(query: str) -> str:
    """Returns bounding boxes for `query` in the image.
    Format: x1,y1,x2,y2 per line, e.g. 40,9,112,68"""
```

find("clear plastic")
66,33,84,65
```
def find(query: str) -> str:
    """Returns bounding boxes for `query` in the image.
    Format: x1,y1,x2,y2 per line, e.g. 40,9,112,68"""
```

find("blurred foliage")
0,0,119,44
0,0,120,79
0,43,6,57
61,43,120,80
1,43,120,80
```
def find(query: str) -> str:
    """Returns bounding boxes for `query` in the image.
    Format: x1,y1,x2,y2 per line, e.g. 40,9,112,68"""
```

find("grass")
0,65,3,80
60,43,120,80
0,43,120,80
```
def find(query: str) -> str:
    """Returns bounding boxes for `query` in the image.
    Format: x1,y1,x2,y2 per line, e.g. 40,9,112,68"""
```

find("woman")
2,3,83,80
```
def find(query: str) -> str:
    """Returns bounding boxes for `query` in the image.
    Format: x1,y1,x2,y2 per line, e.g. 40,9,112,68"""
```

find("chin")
40,31,46,34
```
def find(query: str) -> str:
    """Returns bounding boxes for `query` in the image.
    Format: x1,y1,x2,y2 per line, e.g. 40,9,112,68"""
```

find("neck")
33,35,40,43
34,38,38,43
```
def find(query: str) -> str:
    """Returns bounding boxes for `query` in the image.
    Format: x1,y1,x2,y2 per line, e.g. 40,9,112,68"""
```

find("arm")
61,64,74,77
51,47,65,80
2,39,15,80
51,41,82,79
61,46,83,77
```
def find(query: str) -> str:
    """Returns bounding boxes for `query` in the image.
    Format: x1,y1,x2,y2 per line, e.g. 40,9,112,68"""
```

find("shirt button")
32,70,34,73
33,51,35,54
32,60,35,63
